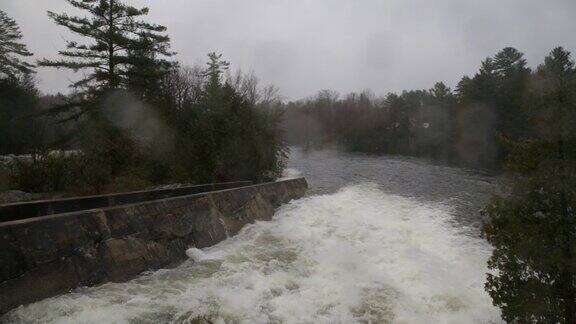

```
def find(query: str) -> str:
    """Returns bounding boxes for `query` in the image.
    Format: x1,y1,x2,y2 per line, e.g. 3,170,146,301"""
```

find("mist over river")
2,147,502,323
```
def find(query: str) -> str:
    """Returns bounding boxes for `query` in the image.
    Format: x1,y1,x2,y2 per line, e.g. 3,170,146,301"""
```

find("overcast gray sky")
3,0,576,99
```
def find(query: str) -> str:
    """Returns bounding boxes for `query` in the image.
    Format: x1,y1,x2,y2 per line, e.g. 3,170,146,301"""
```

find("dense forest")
0,3,286,195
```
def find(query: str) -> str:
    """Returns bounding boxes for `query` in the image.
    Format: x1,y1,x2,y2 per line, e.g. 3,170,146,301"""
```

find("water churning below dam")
2,148,502,323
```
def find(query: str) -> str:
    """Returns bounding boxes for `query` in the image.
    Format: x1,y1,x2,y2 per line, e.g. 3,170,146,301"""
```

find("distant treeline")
284,47,571,170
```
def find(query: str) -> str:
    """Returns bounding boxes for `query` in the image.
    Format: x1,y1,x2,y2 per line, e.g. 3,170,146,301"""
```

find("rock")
0,258,79,314
100,237,173,281
0,231,26,282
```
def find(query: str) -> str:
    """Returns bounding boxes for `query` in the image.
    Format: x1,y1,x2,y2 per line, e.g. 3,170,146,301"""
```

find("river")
2,147,502,323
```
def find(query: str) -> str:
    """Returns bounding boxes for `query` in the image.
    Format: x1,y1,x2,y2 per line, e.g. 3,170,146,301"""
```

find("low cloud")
5,0,576,99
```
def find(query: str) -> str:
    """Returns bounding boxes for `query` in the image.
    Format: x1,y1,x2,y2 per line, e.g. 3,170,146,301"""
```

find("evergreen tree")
203,52,229,98
492,47,532,140
157,56,287,183
422,82,457,159
383,92,411,153
0,76,43,154
39,0,173,94
429,81,451,100
32,0,176,191
125,35,174,100
483,47,576,323
452,48,531,168
0,10,34,79
0,11,43,154
456,58,498,104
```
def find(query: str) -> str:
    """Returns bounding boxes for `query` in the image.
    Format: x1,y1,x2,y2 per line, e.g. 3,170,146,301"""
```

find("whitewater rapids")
3,182,501,323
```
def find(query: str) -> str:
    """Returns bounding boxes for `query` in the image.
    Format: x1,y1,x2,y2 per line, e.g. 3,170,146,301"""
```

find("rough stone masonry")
0,178,308,314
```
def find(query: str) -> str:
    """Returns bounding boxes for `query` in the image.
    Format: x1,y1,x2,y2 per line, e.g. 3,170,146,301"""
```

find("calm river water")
2,147,502,323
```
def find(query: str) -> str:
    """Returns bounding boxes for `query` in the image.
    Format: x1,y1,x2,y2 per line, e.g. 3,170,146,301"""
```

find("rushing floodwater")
2,148,502,323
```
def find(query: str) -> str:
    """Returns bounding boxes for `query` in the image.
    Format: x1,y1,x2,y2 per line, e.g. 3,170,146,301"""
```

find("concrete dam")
0,178,308,314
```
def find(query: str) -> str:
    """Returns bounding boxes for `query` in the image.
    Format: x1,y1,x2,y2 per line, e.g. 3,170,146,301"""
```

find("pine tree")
33,0,176,189
424,82,457,159
203,52,229,96
492,47,532,140
39,0,173,94
483,47,576,323
429,81,451,99
0,11,42,154
453,48,531,169
125,35,174,100
0,75,43,154
0,10,34,79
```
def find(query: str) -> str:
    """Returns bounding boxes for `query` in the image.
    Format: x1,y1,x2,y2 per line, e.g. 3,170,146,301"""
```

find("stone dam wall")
0,178,308,314
0,181,252,223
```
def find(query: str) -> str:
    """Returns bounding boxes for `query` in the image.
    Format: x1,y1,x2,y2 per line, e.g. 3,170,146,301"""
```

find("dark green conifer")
39,0,173,94
0,10,34,79
483,47,576,323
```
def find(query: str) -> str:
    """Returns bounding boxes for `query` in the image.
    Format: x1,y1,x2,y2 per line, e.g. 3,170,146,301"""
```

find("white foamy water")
3,183,501,324
278,168,302,180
